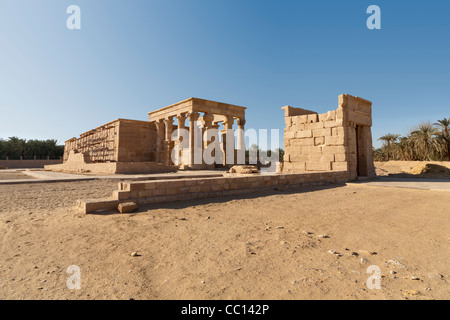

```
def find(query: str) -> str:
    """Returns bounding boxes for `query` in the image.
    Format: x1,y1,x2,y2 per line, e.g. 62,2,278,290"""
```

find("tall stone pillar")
188,112,200,168
236,118,246,165
220,129,227,167
202,112,215,169
211,123,222,166
155,120,164,164
164,117,174,166
202,112,214,148
223,115,235,167
175,114,187,167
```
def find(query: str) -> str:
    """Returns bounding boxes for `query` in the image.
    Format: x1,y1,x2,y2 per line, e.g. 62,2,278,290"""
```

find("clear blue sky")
0,0,449,148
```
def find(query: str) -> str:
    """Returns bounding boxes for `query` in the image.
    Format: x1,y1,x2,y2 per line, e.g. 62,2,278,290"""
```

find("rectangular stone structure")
282,94,376,179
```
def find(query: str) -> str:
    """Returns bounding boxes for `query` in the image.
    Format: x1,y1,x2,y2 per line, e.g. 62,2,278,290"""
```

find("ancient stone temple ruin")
72,93,377,214
148,97,246,169
46,98,246,174
48,93,374,181
281,94,376,179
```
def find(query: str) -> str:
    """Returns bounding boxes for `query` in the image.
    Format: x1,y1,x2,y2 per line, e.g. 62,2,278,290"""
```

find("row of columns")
153,112,245,168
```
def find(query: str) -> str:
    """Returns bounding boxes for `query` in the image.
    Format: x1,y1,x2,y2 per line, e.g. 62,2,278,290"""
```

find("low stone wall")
115,162,177,174
45,162,117,174
46,161,177,174
0,159,62,169
77,171,348,214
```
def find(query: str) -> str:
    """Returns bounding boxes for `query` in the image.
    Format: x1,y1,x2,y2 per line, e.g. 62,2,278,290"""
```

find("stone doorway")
356,125,369,177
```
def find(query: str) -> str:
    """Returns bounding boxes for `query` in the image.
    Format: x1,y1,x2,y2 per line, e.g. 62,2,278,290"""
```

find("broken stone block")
118,202,137,213
228,165,259,174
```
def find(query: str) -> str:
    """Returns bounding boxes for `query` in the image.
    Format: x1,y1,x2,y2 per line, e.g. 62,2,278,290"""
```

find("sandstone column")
175,114,187,167
155,120,164,164
211,123,222,165
223,115,235,167
202,112,215,168
164,117,174,166
188,112,200,168
236,118,246,165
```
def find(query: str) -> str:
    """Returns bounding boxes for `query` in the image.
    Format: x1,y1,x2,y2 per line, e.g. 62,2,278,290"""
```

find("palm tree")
7,136,26,159
394,136,410,161
378,133,400,161
0,138,5,159
434,118,450,160
410,122,438,161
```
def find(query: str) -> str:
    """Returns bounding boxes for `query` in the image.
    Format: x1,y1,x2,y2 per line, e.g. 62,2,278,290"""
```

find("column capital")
188,111,200,122
155,119,164,129
203,112,214,122
224,115,234,130
202,112,214,128
163,116,174,125
176,114,187,129
237,118,246,127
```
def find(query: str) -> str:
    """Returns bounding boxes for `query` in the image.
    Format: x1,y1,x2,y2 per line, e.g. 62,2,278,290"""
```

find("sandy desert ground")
0,164,449,300
375,160,450,177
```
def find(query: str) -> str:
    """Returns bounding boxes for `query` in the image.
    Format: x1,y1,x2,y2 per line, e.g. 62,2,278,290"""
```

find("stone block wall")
116,119,156,162
77,171,348,213
63,119,155,164
282,94,375,179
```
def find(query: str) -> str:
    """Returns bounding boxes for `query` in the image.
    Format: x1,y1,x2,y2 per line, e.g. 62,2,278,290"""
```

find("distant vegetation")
0,137,64,160
245,144,285,162
374,118,450,162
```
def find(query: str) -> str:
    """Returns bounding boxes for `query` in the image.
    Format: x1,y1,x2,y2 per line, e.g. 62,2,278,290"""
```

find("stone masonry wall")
77,171,348,213
117,120,156,162
282,104,347,173
282,94,375,179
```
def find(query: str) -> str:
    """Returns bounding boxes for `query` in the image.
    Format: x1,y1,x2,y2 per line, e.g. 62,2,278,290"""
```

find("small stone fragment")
402,290,419,297
385,260,407,268
358,250,377,256
328,250,342,257
118,202,137,214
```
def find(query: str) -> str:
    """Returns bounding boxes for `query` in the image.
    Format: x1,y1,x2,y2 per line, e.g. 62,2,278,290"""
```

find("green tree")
378,133,400,161
410,122,438,161
434,118,450,160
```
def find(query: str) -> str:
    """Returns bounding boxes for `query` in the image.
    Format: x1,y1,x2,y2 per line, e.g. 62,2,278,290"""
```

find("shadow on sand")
90,182,348,216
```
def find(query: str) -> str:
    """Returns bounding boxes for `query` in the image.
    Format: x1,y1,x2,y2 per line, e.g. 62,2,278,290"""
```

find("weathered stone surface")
281,94,376,179
228,165,258,174
77,171,349,214
118,202,138,214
